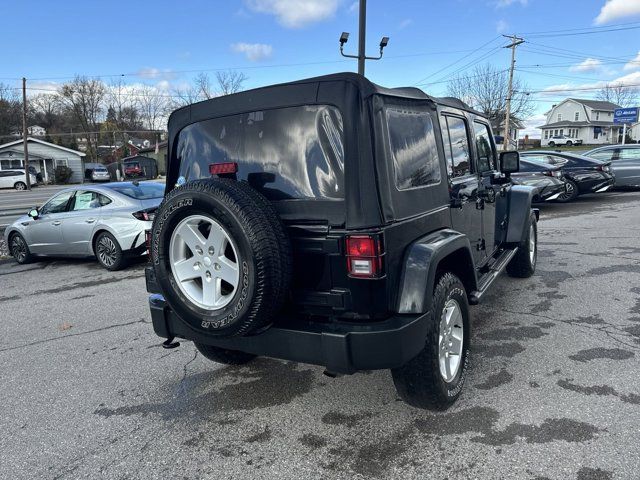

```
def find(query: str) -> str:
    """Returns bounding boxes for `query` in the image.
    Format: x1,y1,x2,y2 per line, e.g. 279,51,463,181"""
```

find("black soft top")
168,72,482,128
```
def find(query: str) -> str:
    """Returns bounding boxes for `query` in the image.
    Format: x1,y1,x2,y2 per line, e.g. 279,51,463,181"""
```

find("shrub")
54,165,73,184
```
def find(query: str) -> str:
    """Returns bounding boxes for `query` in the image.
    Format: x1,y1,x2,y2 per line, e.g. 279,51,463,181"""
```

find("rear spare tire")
151,178,291,338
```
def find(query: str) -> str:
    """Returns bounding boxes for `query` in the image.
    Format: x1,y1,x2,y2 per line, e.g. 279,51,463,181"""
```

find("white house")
10,125,47,137
538,99,622,146
491,118,524,149
0,137,86,184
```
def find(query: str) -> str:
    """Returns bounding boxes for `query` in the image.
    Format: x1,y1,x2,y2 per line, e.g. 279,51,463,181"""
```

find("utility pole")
339,0,389,77
502,35,524,151
21,77,32,190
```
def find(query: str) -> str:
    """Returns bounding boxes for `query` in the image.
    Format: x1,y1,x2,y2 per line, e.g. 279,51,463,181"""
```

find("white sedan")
0,170,38,190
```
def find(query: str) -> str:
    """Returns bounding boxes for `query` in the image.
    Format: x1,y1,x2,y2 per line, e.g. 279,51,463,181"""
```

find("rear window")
106,183,164,199
176,105,345,200
386,107,441,190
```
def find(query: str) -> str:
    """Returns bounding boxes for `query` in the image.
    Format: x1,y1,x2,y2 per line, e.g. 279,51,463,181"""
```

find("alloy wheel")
558,182,575,201
439,299,464,383
97,236,118,267
11,235,27,262
169,215,240,311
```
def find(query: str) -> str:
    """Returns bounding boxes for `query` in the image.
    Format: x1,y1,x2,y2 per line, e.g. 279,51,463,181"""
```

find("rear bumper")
148,293,430,374
591,176,615,193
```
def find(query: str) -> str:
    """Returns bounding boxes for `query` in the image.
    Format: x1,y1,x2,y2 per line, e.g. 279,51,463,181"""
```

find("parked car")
0,170,38,190
145,72,539,410
520,151,615,202
582,145,640,188
28,166,43,184
4,181,164,270
547,135,582,147
90,165,111,182
124,163,143,178
511,160,566,202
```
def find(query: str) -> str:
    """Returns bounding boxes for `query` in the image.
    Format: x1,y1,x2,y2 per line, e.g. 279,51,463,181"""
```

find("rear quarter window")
385,107,441,190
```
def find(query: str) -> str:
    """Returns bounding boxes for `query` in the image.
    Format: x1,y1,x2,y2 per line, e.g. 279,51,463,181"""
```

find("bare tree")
215,70,248,95
135,84,169,131
596,83,639,108
58,76,106,161
172,70,248,107
0,82,21,137
446,64,534,132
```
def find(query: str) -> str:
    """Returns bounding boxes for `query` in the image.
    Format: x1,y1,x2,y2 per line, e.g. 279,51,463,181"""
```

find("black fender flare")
505,185,537,244
397,229,477,314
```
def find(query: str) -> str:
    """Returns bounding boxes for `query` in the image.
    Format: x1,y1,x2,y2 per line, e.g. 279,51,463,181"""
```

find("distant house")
10,125,47,137
127,137,152,149
491,118,523,149
538,99,622,146
138,141,167,175
0,137,86,183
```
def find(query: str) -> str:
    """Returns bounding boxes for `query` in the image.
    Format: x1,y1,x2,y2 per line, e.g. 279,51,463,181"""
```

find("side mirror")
28,208,39,219
500,151,520,175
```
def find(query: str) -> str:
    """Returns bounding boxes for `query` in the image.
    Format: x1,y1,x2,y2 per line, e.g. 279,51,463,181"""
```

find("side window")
474,122,496,172
71,191,101,211
588,150,615,161
619,149,640,160
40,191,74,215
98,194,112,206
386,107,441,190
441,115,472,178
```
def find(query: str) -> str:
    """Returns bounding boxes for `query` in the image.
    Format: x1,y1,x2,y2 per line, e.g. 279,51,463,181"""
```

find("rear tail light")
346,235,384,278
132,209,156,221
209,162,238,176
543,170,562,178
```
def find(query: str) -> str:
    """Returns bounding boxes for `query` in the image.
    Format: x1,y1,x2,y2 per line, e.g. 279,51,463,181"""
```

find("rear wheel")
9,232,34,264
566,141,573,146
507,214,537,278
556,179,578,202
392,273,470,410
95,232,127,271
194,343,256,365
14,182,26,191
548,141,555,147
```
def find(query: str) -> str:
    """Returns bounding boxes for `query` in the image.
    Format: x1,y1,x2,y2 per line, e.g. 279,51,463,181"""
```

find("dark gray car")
583,145,640,188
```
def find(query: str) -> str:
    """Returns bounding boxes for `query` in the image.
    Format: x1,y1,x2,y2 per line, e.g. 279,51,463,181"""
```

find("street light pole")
357,0,366,76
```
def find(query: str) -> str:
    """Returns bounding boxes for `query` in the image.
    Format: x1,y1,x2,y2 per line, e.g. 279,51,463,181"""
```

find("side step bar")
468,247,519,305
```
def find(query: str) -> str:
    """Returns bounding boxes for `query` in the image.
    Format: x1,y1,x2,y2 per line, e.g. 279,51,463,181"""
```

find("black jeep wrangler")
146,73,537,409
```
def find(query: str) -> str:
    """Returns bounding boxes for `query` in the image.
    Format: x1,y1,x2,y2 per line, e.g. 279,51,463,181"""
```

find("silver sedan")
3,182,165,270
583,145,640,188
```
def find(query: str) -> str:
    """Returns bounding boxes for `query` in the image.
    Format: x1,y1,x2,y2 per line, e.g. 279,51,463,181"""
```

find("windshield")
106,183,164,199
175,105,345,200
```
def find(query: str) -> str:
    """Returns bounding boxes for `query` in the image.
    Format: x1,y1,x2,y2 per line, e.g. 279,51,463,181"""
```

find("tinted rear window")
106,183,165,199
176,105,345,200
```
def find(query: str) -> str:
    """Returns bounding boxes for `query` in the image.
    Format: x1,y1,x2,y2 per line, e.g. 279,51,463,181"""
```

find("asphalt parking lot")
1,191,639,480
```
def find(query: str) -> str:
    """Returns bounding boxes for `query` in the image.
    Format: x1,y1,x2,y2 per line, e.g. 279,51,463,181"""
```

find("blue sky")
2,0,640,136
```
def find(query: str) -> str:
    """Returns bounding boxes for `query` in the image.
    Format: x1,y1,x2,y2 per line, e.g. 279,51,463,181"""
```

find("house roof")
569,98,621,111
0,137,86,156
138,141,167,153
538,120,618,129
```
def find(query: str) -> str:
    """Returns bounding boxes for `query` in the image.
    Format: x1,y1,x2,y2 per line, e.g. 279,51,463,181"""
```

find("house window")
544,130,549,139
596,112,600,121
608,112,611,117
557,113,562,122
559,129,564,136
574,112,579,121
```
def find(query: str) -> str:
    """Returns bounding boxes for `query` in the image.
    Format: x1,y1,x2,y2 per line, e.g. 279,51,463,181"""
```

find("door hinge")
476,239,486,251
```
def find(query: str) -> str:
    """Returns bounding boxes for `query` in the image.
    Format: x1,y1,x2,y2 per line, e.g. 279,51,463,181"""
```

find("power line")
519,20,640,36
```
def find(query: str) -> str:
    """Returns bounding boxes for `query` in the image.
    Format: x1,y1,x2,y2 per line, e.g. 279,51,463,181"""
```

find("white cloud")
399,18,412,29
245,0,338,28
348,1,358,13
494,0,528,8
538,70,640,97
624,51,640,71
521,113,546,139
569,58,603,73
594,0,640,24
136,67,176,80
231,42,274,61
496,19,508,33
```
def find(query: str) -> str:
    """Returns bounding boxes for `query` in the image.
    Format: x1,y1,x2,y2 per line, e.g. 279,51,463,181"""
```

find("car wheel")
391,273,470,410
194,343,256,365
95,232,127,271
507,213,537,278
151,178,292,338
14,182,26,191
9,232,34,264
548,141,555,147
556,179,578,203
566,141,573,146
